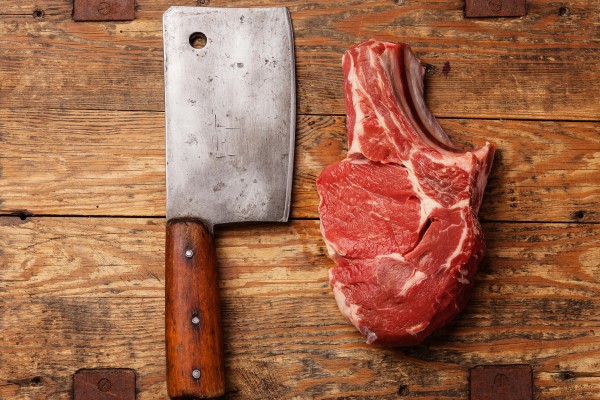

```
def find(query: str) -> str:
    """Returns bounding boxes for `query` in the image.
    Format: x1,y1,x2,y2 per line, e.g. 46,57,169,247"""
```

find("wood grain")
0,218,598,399
165,219,225,399
294,116,600,223
0,109,165,216
1,0,599,399
1,297,598,399
0,0,598,119
1,110,598,222
1,217,598,301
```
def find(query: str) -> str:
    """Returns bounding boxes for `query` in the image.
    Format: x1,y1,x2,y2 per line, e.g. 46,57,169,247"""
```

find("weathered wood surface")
0,218,598,399
1,217,599,300
165,220,226,398
1,0,599,399
0,0,599,119
1,110,598,222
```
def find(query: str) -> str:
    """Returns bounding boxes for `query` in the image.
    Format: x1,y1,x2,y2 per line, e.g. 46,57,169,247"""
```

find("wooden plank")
298,55,600,120
0,2,598,398
0,0,598,119
0,297,167,400
0,296,598,400
1,217,598,300
3,0,599,59
294,116,600,223
1,110,598,222
0,109,165,216
0,218,599,399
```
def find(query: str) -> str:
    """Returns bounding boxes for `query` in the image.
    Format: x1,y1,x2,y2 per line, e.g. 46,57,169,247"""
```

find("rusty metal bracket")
470,365,533,400
465,0,526,17
73,0,135,21
73,369,136,400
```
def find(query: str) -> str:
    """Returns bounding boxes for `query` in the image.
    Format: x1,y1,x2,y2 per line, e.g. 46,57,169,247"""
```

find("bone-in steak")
317,40,495,346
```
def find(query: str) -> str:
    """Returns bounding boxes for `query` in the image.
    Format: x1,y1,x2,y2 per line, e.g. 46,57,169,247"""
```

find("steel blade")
164,6,295,227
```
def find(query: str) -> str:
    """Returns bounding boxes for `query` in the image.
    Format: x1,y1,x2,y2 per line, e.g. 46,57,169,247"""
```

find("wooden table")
1,1,598,399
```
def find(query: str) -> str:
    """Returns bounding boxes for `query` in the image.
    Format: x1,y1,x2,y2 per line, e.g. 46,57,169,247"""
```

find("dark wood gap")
0,214,598,225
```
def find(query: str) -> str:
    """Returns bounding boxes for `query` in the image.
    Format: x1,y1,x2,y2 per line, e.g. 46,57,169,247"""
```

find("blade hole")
189,32,207,49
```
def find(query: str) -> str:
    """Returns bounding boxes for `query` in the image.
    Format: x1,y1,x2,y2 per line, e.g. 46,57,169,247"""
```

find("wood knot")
558,6,571,16
33,8,44,19
559,371,576,381
424,63,436,75
397,384,410,396
30,377,43,386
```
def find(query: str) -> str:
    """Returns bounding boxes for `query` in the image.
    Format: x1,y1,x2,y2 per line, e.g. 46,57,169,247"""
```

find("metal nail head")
192,316,200,325
97,378,112,392
185,249,194,258
192,369,201,379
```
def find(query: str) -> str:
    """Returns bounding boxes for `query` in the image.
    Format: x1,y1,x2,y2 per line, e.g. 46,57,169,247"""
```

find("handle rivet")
192,316,200,324
192,369,201,379
185,249,194,258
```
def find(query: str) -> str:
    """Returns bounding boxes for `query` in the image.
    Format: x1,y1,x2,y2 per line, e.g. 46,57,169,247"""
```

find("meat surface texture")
316,40,495,346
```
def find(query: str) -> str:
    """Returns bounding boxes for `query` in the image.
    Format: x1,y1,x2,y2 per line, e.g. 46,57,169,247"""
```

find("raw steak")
317,40,495,346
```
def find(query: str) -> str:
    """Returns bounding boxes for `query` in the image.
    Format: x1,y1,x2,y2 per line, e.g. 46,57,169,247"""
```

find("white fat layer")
364,328,378,344
347,56,365,155
317,184,342,259
452,198,470,209
332,282,361,328
332,271,377,344
473,142,494,213
403,158,440,229
399,270,427,296
376,252,406,262
406,321,429,336
320,222,343,258
347,49,405,159
443,209,470,269
370,210,390,221
457,267,470,284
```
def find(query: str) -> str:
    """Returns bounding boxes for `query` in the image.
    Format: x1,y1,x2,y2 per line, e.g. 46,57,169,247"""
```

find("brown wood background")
0,0,598,399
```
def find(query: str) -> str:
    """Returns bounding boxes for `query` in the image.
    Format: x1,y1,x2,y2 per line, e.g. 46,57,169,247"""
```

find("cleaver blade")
163,6,295,399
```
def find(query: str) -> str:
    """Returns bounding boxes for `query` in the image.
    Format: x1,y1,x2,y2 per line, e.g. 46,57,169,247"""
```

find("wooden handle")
165,219,225,399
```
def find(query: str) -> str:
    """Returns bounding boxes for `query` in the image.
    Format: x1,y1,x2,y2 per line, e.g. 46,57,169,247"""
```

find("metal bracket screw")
185,249,194,258
97,378,112,392
73,0,135,22
192,369,201,379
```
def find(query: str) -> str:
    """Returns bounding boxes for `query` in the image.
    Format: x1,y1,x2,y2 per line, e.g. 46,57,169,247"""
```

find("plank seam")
0,107,599,123
0,214,598,225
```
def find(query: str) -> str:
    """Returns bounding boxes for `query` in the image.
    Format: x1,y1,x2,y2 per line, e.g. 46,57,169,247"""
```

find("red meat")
317,40,495,346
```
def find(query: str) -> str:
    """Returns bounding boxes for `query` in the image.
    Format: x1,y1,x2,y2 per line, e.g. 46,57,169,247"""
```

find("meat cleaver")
163,6,295,399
